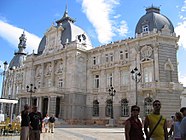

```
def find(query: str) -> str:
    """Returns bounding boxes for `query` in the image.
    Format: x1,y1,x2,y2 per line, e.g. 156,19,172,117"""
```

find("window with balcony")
125,50,129,59
94,75,99,88
144,67,153,82
93,57,96,65
121,99,129,117
92,100,99,117
110,53,113,62
105,99,112,117
105,54,109,62
165,65,173,82
144,97,153,115
107,73,113,86
58,78,63,88
120,51,124,60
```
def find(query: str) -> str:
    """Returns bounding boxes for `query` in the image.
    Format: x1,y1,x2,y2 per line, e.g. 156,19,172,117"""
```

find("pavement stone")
0,127,125,140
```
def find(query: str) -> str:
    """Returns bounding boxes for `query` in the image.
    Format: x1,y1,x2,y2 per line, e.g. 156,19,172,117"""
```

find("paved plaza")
0,127,125,140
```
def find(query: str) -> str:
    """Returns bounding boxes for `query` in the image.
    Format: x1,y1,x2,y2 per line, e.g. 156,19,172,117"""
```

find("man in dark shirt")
20,104,30,140
29,106,42,140
48,114,56,133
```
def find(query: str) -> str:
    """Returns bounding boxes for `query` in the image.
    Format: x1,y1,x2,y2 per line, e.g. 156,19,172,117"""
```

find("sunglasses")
132,109,139,111
154,103,161,106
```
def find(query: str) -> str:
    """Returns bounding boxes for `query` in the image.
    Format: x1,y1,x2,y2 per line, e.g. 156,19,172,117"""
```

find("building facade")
2,6,183,125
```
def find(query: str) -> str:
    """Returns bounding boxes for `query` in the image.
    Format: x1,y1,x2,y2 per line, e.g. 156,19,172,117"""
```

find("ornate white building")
2,6,183,125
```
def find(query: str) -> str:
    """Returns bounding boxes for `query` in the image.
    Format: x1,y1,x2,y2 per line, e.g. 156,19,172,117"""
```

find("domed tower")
37,7,92,55
133,6,182,118
135,6,174,36
9,31,27,68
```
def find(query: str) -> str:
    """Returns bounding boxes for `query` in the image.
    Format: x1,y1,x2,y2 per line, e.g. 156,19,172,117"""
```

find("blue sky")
0,0,186,91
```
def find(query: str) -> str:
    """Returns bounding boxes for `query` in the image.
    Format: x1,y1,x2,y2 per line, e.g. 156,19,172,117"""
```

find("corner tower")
134,6,183,117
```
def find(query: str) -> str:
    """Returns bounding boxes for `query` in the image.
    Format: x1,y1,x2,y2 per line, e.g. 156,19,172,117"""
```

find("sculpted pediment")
43,25,64,55
45,24,64,36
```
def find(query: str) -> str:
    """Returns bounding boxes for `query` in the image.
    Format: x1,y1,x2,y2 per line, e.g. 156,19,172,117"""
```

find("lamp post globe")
108,85,116,119
131,67,141,105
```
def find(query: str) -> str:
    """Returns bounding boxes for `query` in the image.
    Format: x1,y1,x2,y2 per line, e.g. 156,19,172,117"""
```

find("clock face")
141,45,152,60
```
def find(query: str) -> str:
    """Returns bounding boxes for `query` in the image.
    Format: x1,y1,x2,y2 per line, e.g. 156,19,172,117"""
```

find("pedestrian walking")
144,100,168,140
125,105,144,140
20,104,30,140
29,106,42,140
180,107,186,140
168,112,182,140
42,114,49,133
48,114,56,133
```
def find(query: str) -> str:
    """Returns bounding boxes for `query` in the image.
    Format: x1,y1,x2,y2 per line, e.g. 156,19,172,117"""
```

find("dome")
135,6,174,35
37,8,92,54
9,54,26,68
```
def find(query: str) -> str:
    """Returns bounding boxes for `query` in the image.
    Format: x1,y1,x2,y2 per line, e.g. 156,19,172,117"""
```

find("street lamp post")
26,84,36,106
0,61,8,114
0,61,8,98
108,85,116,119
131,67,141,105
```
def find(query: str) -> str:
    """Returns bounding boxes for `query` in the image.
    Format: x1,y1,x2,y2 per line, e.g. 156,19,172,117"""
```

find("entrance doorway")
42,98,48,118
55,97,60,118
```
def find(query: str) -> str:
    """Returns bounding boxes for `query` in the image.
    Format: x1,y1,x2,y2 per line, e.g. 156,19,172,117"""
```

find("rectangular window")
93,57,96,65
105,54,109,62
58,79,63,88
94,75,99,88
107,73,113,86
110,53,113,62
144,67,153,82
120,51,123,60
125,50,128,59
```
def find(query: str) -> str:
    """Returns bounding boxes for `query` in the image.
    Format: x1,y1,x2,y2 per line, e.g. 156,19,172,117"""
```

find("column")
47,97,50,115
38,97,42,112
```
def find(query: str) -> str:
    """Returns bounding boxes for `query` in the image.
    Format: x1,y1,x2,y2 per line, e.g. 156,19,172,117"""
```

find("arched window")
144,97,153,115
142,25,149,33
92,100,99,117
120,51,123,60
105,99,112,117
164,59,174,82
165,64,172,82
121,99,129,117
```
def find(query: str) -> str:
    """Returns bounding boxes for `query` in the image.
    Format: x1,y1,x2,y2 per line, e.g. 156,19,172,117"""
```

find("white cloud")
175,0,186,49
80,0,128,44
0,20,41,53
116,20,128,36
181,0,186,12
175,21,186,49
179,73,186,87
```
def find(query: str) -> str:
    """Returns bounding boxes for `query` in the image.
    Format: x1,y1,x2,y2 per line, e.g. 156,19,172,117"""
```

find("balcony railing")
139,82,183,91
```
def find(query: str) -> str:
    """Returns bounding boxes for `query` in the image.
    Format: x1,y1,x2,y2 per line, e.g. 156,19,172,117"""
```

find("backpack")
49,117,55,123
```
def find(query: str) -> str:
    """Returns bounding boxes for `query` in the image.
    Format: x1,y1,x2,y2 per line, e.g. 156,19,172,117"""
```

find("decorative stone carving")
141,45,153,61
